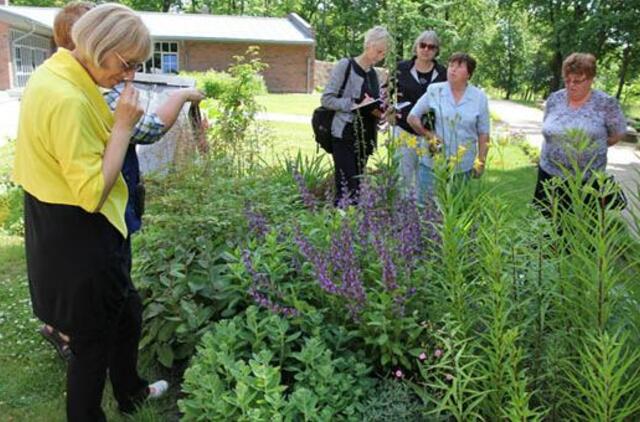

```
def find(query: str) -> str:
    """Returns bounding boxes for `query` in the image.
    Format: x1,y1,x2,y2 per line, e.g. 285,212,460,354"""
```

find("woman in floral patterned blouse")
533,52,627,215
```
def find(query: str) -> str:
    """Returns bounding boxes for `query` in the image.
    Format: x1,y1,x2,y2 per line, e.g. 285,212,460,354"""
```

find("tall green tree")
483,12,527,99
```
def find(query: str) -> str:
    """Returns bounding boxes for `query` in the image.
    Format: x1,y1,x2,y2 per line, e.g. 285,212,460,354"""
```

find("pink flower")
445,373,454,382
418,352,427,361
434,348,443,358
394,369,404,379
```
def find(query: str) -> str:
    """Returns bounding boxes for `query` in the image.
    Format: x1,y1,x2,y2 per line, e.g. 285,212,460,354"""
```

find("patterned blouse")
540,89,627,178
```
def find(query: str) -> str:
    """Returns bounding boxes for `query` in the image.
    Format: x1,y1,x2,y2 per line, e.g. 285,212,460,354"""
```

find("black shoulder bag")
311,60,353,154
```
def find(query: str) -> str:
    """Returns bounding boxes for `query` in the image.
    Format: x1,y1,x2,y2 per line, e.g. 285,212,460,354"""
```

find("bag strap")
337,59,353,99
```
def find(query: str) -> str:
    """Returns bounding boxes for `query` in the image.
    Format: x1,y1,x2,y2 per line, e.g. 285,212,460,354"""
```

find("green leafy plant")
199,46,270,177
178,307,374,421
359,379,423,421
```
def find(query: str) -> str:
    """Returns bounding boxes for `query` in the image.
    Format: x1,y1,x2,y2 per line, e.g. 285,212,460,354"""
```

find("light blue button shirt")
409,81,490,172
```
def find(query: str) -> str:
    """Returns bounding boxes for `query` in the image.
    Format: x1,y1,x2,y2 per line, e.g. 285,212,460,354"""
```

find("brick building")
0,5,316,92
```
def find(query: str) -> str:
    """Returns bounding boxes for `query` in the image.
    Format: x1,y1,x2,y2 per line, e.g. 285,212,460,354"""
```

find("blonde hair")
71,3,151,68
53,1,94,50
363,25,391,49
562,53,596,79
412,30,440,56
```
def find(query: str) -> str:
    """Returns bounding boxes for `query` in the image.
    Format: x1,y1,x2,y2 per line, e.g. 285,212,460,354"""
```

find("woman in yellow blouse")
12,4,167,420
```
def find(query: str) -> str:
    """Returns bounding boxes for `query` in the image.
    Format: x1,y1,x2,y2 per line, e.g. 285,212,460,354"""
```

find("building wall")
0,21,11,90
314,59,334,90
183,41,315,93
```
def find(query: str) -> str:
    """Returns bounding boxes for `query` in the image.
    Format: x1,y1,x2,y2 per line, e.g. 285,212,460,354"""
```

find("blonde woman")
321,26,390,205
13,4,167,420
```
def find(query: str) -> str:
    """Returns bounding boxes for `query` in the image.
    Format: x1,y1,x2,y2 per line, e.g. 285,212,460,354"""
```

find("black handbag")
312,60,353,153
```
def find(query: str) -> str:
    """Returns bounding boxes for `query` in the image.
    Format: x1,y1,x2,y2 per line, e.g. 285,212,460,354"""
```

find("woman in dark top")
321,26,390,205
394,30,447,196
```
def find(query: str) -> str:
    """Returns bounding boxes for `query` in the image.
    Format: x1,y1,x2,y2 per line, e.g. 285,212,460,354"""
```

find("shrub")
226,172,443,372
196,47,270,177
178,306,375,421
135,160,301,368
0,140,23,236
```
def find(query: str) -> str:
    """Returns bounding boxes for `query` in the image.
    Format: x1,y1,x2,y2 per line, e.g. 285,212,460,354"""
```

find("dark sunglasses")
419,42,438,50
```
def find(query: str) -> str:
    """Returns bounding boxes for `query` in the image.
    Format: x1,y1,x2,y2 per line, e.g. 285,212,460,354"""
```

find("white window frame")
10,30,51,88
144,41,180,74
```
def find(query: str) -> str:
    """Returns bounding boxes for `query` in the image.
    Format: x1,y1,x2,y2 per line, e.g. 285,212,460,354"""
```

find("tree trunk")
615,46,631,100
548,0,563,93
550,50,563,93
506,18,514,101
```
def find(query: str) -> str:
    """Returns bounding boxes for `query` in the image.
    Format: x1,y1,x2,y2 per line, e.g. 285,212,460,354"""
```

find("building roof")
0,5,315,45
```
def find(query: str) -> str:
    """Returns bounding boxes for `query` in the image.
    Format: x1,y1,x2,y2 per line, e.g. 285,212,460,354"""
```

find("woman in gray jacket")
321,26,390,205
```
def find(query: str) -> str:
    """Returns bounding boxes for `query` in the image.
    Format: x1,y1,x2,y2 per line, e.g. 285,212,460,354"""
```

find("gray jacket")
321,58,369,139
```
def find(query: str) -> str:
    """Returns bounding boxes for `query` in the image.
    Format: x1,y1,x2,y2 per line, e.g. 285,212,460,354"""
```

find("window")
10,30,51,87
144,42,179,74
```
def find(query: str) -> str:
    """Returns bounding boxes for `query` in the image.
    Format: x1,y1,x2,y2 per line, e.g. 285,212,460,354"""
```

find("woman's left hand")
472,160,485,178
180,88,205,103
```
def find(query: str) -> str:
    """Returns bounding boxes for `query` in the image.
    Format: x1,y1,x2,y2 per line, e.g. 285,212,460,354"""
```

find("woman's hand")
472,160,485,178
359,93,374,105
180,88,205,103
427,134,442,155
383,107,399,124
113,81,142,132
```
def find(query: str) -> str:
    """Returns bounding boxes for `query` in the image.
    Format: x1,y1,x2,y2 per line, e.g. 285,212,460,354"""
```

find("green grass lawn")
265,119,538,218
0,231,177,421
265,120,318,158
256,93,320,116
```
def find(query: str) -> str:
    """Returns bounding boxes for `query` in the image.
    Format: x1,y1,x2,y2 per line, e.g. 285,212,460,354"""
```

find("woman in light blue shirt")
407,52,490,199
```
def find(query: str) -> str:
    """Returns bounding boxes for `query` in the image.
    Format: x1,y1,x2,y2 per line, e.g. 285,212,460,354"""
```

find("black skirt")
23,191,131,338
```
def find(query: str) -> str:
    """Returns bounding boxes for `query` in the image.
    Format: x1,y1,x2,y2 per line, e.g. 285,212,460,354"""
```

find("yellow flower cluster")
398,130,428,157
447,144,467,171
473,157,484,172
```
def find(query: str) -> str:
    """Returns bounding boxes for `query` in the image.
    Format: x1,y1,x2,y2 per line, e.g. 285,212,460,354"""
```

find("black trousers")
532,166,625,219
332,122,376,205
23,193,147,421
66,289,148,421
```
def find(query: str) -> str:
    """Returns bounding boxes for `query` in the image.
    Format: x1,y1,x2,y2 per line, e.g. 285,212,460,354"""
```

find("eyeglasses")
114,52,142,72
564,77,589,86
419,42,438,51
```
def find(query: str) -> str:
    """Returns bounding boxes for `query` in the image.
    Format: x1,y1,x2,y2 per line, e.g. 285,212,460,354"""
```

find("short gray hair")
412,30,440,56
363,25,391,49
72,3,151,68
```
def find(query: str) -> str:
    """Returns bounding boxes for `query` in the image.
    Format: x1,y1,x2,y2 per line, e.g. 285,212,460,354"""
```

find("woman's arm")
474,92,491,176
155,88,204,129
604,95,628,147
321,59,355,112
97,82,143,210
407,90,436,138
607,133,625,147
474,133,490,177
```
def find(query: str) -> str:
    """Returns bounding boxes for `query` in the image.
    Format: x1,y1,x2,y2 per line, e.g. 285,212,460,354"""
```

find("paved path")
490,99,640,226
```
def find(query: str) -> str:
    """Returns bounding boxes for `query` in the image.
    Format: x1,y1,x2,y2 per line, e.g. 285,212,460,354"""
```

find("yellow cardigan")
12,48,128,238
